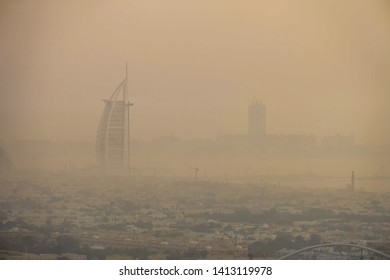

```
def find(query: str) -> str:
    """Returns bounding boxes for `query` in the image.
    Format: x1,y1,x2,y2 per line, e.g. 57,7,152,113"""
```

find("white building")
96,65,132,173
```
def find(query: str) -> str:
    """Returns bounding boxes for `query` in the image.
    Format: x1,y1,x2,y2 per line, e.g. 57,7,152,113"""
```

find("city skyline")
0,1,389,145
1,1,390,264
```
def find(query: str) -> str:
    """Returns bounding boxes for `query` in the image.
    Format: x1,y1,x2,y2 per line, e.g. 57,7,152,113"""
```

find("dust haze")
0,0,390,260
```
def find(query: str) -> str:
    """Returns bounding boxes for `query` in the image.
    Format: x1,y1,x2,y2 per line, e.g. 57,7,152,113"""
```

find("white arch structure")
96,63,133,172
280,243,390,259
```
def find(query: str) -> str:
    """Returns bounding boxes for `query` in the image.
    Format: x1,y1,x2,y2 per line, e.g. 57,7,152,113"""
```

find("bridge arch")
280,243,390,259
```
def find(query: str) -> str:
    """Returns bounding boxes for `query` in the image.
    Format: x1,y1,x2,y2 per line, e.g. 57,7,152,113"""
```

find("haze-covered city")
1,0,389,260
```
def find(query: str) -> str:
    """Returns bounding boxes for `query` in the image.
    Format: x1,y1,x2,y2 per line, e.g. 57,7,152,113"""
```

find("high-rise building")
96,66,132,172
248,101,266,138
0,145,14,172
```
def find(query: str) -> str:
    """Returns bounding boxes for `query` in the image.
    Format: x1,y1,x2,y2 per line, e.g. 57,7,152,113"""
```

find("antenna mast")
125,61,130,175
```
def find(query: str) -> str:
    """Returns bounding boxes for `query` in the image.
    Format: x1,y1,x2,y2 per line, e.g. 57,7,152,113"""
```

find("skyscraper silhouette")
96,65,131,172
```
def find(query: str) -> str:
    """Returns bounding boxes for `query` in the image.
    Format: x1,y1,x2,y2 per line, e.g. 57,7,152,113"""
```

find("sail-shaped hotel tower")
96,65,132,173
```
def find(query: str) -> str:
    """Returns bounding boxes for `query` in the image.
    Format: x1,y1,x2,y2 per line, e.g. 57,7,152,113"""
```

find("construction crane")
189,167,200,181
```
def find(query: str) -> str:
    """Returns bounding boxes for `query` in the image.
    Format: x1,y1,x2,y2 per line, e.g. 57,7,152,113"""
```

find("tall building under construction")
96,66,132,172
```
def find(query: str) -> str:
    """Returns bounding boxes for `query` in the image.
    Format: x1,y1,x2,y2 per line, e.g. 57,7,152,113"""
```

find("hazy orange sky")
1,0,389,144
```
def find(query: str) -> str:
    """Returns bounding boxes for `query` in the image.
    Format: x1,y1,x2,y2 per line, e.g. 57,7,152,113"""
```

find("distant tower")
248,101,266,138
0,145,14,172
346,170,355,191
96,63,133,173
